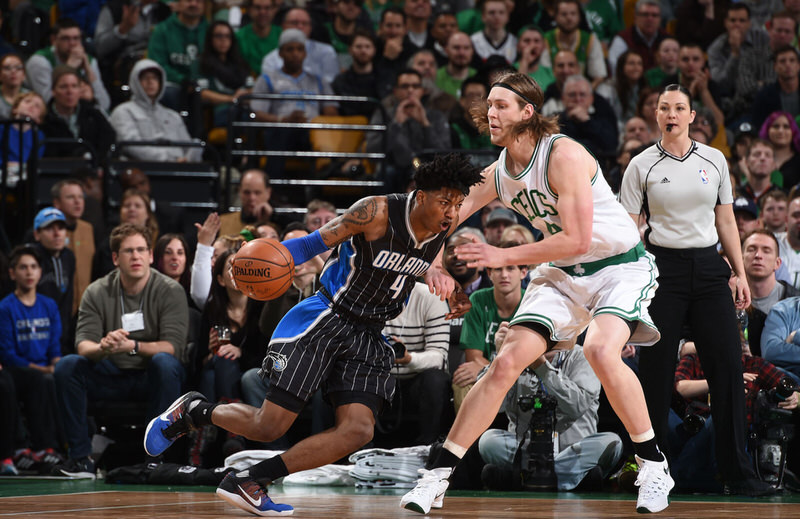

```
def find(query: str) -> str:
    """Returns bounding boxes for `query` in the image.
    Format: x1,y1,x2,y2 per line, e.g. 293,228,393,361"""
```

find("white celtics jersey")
494,134,640,267
777,232,800,289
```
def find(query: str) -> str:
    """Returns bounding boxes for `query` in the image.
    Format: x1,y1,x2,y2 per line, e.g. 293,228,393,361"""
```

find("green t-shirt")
515,64,555,92
583,0,622,42
457,9,483,35
459,287,524,360
645,67,668,88
236,24,282,76
435,66,476,98
147,14,208,84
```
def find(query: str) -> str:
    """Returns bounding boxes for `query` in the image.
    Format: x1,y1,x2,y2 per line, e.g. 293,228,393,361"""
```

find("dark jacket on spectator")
751,81,800,133
33,241,75,354
331,67,382,117
557,94,618,163
748,281,800,357
40,98,116,159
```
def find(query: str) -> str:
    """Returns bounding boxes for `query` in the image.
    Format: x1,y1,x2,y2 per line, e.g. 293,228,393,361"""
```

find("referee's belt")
553,242,646,277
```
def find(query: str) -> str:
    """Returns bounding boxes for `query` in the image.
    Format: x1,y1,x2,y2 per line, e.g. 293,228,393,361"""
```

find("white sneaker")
399,467,452,514
634,455,674,513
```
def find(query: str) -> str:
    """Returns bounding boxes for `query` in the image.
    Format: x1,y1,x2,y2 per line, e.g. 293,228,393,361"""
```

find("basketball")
231,238,295,301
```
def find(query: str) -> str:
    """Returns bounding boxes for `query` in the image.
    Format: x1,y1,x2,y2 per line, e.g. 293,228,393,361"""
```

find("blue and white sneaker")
144,391,206,457
216,470,294,516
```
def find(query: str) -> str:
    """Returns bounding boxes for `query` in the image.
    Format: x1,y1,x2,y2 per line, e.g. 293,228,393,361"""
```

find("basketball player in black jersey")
143,154,483,516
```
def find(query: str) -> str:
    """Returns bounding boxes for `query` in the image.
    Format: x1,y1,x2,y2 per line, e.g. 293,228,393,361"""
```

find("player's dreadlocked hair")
413,153,484,196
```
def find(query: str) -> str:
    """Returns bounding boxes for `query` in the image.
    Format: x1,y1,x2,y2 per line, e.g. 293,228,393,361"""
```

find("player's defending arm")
282,197,388,265
456,140,594,268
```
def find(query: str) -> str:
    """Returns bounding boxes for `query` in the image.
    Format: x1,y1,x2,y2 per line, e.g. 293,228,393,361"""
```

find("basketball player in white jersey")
402,71,674,514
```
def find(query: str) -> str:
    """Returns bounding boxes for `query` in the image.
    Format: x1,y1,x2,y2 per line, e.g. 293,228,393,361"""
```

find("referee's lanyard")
120,288,145,333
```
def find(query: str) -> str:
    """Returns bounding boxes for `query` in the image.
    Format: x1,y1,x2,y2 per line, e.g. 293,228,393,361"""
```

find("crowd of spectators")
1,0,800,498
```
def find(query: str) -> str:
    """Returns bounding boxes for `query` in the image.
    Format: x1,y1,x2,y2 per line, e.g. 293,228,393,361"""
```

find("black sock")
243,455,289,483
188,400,218,427
432,446,461,469
633,438,664,463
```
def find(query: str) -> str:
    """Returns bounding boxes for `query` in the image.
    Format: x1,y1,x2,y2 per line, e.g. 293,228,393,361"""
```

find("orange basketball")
231,238,295,301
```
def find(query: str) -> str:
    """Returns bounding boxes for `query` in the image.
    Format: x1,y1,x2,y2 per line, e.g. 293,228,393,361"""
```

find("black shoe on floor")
724,477,778,497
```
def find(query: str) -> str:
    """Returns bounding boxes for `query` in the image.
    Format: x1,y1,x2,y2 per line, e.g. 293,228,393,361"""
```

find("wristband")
128,340,139,356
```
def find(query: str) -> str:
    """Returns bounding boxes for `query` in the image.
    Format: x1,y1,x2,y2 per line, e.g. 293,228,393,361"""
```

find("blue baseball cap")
34,207,67,230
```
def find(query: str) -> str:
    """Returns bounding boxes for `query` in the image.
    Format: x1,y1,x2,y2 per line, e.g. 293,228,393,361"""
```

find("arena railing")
105,140,223,224
224,94,388,216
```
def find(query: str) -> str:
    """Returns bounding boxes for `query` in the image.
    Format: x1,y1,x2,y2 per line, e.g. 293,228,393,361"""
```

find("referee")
619,84,773,495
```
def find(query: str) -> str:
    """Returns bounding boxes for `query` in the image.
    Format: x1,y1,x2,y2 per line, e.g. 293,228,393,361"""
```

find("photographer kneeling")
478,323,623,491
670,338,799,492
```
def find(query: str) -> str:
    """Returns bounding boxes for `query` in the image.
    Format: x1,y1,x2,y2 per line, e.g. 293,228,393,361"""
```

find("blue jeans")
667,408,722,492
54,353,185,459
479,429,623,491
199,355,242,402
241,367,269,408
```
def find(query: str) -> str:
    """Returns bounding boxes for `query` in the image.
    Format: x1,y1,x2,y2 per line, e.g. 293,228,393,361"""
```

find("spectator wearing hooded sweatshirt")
109,59,202,162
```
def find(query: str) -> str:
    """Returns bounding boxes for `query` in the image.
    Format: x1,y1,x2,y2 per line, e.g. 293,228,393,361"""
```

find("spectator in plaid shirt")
666,335,799,491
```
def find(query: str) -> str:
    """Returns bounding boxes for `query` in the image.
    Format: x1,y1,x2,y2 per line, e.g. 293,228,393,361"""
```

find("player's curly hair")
413,153,484,196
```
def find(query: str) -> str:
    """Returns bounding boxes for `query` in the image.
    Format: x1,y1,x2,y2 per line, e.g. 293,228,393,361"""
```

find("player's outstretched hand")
454,237,503,269
424,265,455,301
446,285,471,320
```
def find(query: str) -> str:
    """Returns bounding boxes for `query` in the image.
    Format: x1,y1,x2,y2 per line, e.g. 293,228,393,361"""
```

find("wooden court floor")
2,484,800,519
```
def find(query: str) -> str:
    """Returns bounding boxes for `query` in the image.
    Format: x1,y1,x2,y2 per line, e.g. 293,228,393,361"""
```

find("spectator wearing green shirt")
235,0,281,76
644,37,679,88
435,32,475,98
146,0,208,111
449,76,493,150
515,25,555,92
452,241,528,411
324,0,371,71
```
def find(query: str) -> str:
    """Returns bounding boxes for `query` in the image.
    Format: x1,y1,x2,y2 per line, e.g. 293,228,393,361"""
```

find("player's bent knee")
582,342,620,371
488,353,525,385
337,419,374,449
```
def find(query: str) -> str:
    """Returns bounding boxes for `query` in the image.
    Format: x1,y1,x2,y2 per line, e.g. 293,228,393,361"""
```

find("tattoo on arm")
342,198,378,227
321,197,379,247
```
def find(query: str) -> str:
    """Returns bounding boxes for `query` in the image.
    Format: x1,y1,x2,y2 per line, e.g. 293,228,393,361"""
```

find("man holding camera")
478,340,623,491
670,334,798,491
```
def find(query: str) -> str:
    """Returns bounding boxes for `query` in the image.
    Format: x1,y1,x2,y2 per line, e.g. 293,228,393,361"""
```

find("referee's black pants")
641,245,754,482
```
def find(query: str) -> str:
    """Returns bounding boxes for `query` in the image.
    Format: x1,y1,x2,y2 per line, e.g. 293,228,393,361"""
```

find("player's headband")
491,82,537,111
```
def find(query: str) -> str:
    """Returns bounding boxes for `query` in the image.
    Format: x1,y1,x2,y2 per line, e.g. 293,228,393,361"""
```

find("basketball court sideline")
2,480,800,518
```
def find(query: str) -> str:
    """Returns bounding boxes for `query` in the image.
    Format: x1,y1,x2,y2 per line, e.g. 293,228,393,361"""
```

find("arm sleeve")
459,293,487,353
155,281,190,361
406,294,450,372
147,26,176,84
618,156,644,214
534,349,600,431
282,230,329,265
25,55,54,104
249,75,272,114
422,111,452,151
47,299,62,362
90,58,111,111
94,7,125,60
0,305,28,367
190,243,213,310
74,285,106,347
762,301,800,369
586,33,607,80
606,36,626,76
